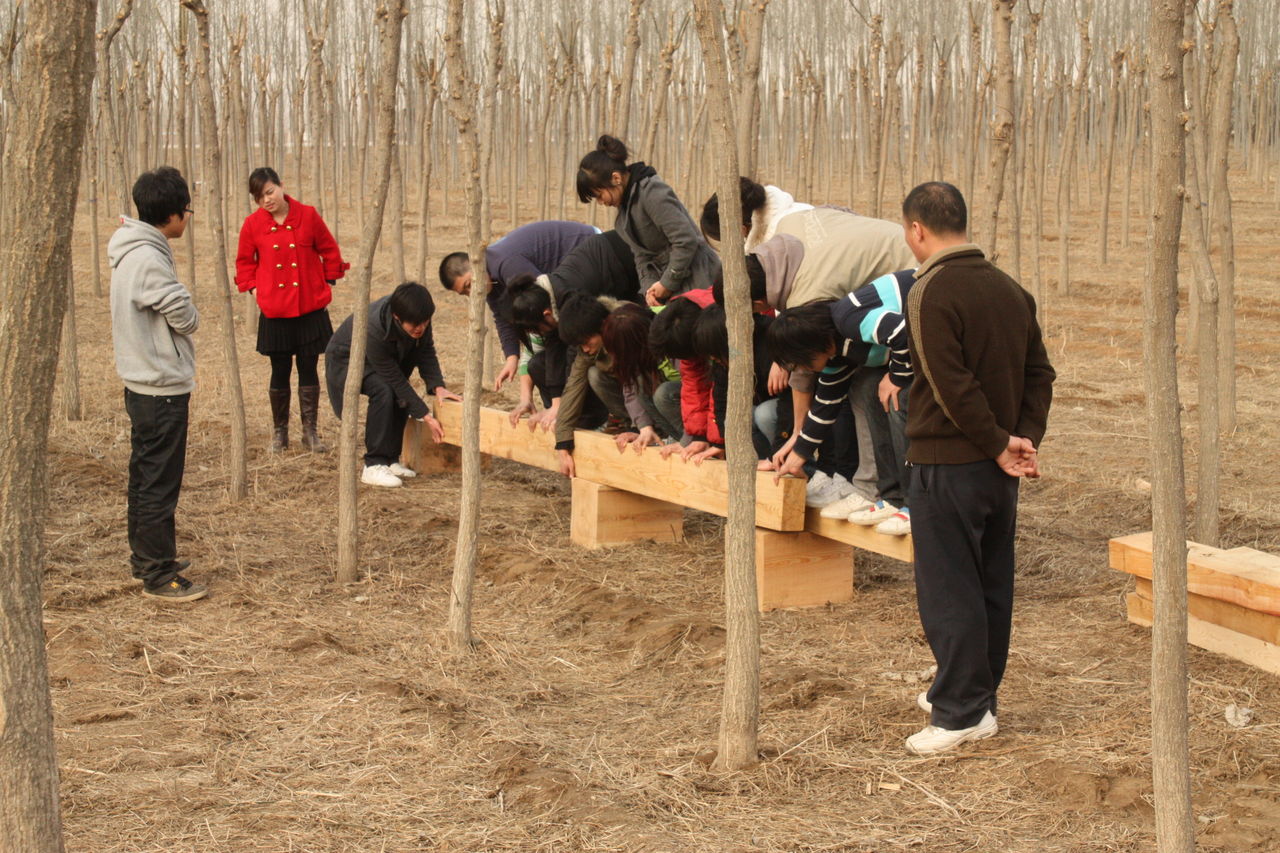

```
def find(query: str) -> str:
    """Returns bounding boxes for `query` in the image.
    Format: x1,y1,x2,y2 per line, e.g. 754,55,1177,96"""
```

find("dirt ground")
44,173,1280,852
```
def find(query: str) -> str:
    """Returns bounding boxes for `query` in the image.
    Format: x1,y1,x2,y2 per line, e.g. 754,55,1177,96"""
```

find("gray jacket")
615,171,722,295
108,217,199,395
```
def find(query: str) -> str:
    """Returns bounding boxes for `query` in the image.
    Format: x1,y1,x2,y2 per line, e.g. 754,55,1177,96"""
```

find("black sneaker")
142,574,208,603
132,560,190,584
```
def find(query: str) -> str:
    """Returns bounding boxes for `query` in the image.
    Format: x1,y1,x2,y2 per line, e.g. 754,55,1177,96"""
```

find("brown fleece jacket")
905,244,1055,464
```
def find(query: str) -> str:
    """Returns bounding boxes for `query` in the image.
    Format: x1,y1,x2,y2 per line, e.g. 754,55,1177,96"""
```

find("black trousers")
124,389,190,588
326,364,410,467
910,459,1019,729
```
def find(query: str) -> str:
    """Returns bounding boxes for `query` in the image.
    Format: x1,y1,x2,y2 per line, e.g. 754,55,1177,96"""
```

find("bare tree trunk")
96,0,134,216
0,0,98,848
1207,0,1238,433
734,0,770,175
60,267,82,421
1055,2,1093,295
614,0,644,135
693,0,759,774
181,0,248,502
336,0,408,584
414,54,441,286
1183,129,1220,547
176,15,198,303
1099,49,1126,265
641,16,687,160
979,0,1017,259
1145,0,1195,847
444,0,489,650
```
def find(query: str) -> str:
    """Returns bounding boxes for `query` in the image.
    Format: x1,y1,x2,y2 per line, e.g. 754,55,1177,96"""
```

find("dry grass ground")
45,172,1280,851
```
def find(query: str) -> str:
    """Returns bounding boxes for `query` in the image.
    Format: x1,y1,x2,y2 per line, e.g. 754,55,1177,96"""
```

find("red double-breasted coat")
235,196,349,318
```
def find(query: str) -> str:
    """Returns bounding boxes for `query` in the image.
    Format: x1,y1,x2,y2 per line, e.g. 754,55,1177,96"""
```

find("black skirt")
256,308,334,356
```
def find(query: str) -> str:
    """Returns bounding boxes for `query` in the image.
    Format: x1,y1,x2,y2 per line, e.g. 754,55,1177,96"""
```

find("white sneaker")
388,462,418,479
805,480,846,508
361,464,402,488
875,510,911,536
848,500,898,525
819,492,875,519
805,470,832,497
906,710,998,755
829,473,857,499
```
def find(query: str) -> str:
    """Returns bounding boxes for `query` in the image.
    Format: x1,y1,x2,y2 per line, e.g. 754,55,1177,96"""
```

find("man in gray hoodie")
108,167,206,602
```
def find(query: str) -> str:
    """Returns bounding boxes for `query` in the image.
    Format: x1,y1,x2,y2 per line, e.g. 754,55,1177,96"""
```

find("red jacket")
672,287,722,445
235,197,349,318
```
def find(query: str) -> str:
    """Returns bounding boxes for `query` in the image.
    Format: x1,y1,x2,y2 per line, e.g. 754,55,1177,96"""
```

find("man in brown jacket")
900,182,1055,755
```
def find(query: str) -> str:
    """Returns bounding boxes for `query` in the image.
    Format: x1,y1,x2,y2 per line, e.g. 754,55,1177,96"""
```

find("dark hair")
388,281,436,325
711,254,768,306
576,134,630,203
647,296,703,361
132,166,190,226
902,181,967,236
558,292,611,346
765,300,839,371
699,177,767,242
248,166,282,201
602,303,660,394
503,274,552,349
692,303,729,363
437,251,471,291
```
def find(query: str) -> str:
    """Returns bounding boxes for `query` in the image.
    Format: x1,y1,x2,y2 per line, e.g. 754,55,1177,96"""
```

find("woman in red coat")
236,167,348,452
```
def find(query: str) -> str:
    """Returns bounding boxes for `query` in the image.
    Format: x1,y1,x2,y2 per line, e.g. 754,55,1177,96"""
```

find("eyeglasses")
183,207,194,216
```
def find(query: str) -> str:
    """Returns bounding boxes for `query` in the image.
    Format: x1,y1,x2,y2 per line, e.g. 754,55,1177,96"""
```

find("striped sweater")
792,270,915,461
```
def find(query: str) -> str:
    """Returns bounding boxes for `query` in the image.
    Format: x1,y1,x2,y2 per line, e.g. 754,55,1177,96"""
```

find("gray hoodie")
108,217,199,395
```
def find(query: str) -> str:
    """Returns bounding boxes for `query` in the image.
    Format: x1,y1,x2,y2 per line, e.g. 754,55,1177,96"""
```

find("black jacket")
326,294,445,420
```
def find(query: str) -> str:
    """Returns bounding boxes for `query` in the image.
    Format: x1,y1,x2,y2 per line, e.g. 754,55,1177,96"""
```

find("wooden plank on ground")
1133,577,1280,646
433,400,806,530
755,529,854,611
804,508,914,563
1108,531,1280,616
1126,591,1280,676
570,480,684,549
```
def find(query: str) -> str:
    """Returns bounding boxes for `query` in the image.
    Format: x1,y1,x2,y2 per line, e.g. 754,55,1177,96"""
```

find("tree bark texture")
444,0,489,651
0,0,98,848
979,0,1017,258
181,0,249,502
336,0,409,584
693,0,760,774
1145,0,1196,848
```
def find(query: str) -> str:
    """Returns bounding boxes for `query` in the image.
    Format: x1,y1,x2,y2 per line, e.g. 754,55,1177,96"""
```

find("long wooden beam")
432,400,806,531
1109,531,1280,616
804,508,914,563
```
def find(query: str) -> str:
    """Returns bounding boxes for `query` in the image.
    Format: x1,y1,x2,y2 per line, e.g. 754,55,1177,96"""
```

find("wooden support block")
1133,577,1280,646
804,507,914,563
754,528,854,611
1126,591,1280,676
434,400,805,530
401,419,462,474
570,479,684,549
1109,532,1280,616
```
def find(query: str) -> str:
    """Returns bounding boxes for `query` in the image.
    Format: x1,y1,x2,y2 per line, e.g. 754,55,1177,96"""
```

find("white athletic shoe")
805,470,832,496
361,464,403,488
875,510,912,536
848,500,898,525
906,710,998,755
819,492,875,519
806,479,846,508
829,473,857,499
388,462,418,479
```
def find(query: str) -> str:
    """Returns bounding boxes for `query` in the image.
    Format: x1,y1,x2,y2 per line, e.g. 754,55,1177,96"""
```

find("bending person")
325,282,461,488
439,220,597,389
576,134,720,306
